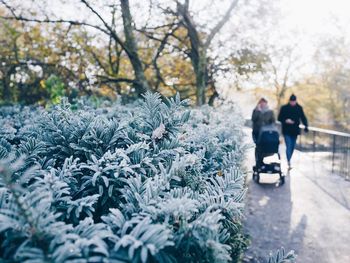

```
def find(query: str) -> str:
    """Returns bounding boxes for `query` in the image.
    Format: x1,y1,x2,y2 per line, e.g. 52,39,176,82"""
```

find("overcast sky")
280,0,350,34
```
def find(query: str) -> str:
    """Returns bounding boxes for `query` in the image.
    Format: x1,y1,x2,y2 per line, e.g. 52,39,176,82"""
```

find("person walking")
278,94,308,169
251,98,276,166
251,98,275,143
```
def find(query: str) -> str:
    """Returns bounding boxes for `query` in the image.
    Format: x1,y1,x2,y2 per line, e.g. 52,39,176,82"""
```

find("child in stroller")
253,124,284,184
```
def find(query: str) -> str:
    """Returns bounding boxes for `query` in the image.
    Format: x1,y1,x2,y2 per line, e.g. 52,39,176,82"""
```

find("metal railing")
297,125,350,180
245,119,350,180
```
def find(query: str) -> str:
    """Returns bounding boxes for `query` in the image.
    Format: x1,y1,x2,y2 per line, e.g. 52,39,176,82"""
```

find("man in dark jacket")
278,94,308,168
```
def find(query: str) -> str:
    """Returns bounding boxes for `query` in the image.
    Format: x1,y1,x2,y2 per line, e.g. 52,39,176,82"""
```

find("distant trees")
262,42,302,108
249,33,350,130
0,0,272,105
0,0,151,100
313,36,350,129
0,15,87,104
229,31,304,109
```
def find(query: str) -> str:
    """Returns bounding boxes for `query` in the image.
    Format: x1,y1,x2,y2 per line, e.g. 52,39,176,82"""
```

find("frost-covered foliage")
267,248,296,263
0,93,248,263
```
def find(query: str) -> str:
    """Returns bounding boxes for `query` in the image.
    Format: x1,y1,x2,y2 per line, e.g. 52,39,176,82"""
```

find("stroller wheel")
253,172,260,183
279,172,285,185
253,165,257,172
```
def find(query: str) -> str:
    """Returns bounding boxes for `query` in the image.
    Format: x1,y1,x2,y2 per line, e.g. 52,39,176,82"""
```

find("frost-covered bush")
183,104,246,174
0,93,248,263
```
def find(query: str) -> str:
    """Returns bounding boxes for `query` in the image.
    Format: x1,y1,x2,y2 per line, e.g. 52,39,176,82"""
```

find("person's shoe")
288,161,292,170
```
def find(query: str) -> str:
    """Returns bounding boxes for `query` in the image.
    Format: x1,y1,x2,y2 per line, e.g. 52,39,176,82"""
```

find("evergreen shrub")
0,93,293,263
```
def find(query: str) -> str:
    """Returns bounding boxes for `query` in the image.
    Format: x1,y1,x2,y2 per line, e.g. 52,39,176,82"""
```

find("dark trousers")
252,131,258,144
284,135,297,162
255,147,263,167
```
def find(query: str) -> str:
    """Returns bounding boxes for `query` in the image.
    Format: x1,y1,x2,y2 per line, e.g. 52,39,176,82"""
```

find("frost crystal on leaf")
151,123,166,140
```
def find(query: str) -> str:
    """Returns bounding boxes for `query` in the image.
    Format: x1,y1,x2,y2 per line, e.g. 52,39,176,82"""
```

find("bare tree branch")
151,24,180,89
79,0,128,52
204,0,239,48
95,75,136,84
0,15,110,36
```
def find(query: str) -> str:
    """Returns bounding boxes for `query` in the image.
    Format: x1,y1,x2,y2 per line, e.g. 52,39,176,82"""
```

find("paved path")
242,128,350,263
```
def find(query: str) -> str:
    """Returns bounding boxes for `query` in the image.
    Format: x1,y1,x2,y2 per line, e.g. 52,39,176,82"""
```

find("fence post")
332,135,336,173
346,138,350,180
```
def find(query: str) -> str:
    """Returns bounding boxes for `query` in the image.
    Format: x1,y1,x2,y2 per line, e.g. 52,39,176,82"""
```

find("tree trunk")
1,77,11,102
275,85,283,109
195,48,207,106
176,1,238,106
120,0,150,97
1,68,14,103
276,93,282,109
208,84,219,106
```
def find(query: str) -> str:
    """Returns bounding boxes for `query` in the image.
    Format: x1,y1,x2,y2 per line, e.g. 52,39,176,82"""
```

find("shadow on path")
243,170,308,262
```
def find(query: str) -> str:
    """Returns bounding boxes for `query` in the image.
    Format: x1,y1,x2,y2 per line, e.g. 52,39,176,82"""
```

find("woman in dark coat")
251,98,276,166
251,98,276,143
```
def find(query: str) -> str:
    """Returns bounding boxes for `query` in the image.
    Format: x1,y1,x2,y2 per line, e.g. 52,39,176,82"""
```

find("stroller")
253,124,284,184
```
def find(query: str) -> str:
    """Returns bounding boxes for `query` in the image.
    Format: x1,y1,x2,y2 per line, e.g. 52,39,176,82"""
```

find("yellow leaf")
40,79,46,88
